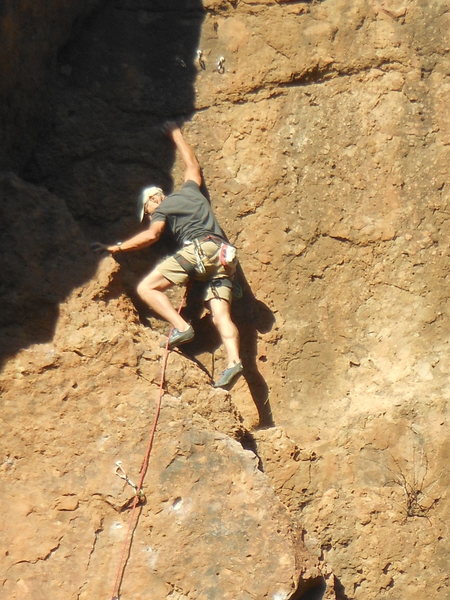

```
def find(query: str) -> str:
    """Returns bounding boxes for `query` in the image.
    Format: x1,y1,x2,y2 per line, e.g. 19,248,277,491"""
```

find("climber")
93,122,243,388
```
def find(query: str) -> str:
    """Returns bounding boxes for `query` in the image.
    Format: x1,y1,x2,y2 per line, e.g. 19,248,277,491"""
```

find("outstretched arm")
163,122,202,186
92,220,166,255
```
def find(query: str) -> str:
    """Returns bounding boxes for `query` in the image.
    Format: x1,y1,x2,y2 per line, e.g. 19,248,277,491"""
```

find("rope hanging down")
109,295,186,600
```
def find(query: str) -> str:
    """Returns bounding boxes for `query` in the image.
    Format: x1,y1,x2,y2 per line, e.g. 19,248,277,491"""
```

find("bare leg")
207,297,240,367
137,270,190,331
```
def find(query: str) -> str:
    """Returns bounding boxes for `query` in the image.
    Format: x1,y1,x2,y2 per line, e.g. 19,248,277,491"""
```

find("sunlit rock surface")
1,1,448,598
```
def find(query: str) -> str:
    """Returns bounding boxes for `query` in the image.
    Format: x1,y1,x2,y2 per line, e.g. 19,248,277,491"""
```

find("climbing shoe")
213,362,243,388
166,325,194,349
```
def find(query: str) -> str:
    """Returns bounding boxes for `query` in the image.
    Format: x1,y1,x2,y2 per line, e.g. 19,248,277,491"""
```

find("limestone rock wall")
0,1,449,599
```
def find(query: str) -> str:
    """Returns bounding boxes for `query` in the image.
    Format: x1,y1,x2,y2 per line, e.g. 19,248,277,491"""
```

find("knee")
213,310,235,332
136,280,145,299
210,301,230,324
137,271,171,298
137,277,152,299
211,309,226,328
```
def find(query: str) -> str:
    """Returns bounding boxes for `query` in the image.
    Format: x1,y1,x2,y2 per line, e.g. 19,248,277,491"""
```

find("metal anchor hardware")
114,461,143,497
217,56,225,74
196,49,206,70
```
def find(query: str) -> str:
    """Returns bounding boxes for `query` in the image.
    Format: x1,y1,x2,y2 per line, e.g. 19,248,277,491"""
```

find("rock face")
0,1,448,599
0,0,102,172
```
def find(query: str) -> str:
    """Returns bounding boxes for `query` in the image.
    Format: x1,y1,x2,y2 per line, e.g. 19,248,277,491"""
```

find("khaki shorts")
155,240,234,303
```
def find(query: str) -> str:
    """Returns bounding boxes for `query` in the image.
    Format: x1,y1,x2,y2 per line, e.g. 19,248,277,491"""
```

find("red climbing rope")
110,296,187,600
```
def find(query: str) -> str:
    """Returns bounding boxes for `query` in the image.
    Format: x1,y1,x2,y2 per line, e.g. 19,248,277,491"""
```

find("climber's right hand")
91,241,110,254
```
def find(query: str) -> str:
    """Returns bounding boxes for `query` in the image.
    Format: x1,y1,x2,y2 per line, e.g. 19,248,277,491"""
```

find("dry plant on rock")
386,446,442,521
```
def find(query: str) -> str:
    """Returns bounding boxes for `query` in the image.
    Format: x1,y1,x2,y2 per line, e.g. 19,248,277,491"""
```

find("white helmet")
137,186,163,221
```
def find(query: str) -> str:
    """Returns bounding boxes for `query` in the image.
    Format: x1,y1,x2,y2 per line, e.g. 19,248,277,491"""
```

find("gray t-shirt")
151,180,226,246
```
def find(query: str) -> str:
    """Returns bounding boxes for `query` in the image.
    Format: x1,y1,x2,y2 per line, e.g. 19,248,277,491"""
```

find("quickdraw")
193,238,207,275
196,49,206,70
114,461,145,498
217,56,225,74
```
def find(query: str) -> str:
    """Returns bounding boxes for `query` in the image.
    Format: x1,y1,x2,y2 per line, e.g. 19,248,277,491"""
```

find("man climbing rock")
94,122,243,388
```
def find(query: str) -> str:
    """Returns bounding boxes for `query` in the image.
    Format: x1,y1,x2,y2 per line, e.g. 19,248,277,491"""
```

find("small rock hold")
55,495,79,511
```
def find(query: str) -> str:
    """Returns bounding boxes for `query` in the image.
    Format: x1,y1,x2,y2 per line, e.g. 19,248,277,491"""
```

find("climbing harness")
211,277,233,291
173,248,197,276
174,235,236,278
210,276,233,300
109,294,187,600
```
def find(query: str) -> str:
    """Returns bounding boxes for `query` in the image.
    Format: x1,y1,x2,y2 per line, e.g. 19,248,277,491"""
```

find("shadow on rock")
233,263,276,428
0,173,98,368
0,1,205,364
178,263,276,429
